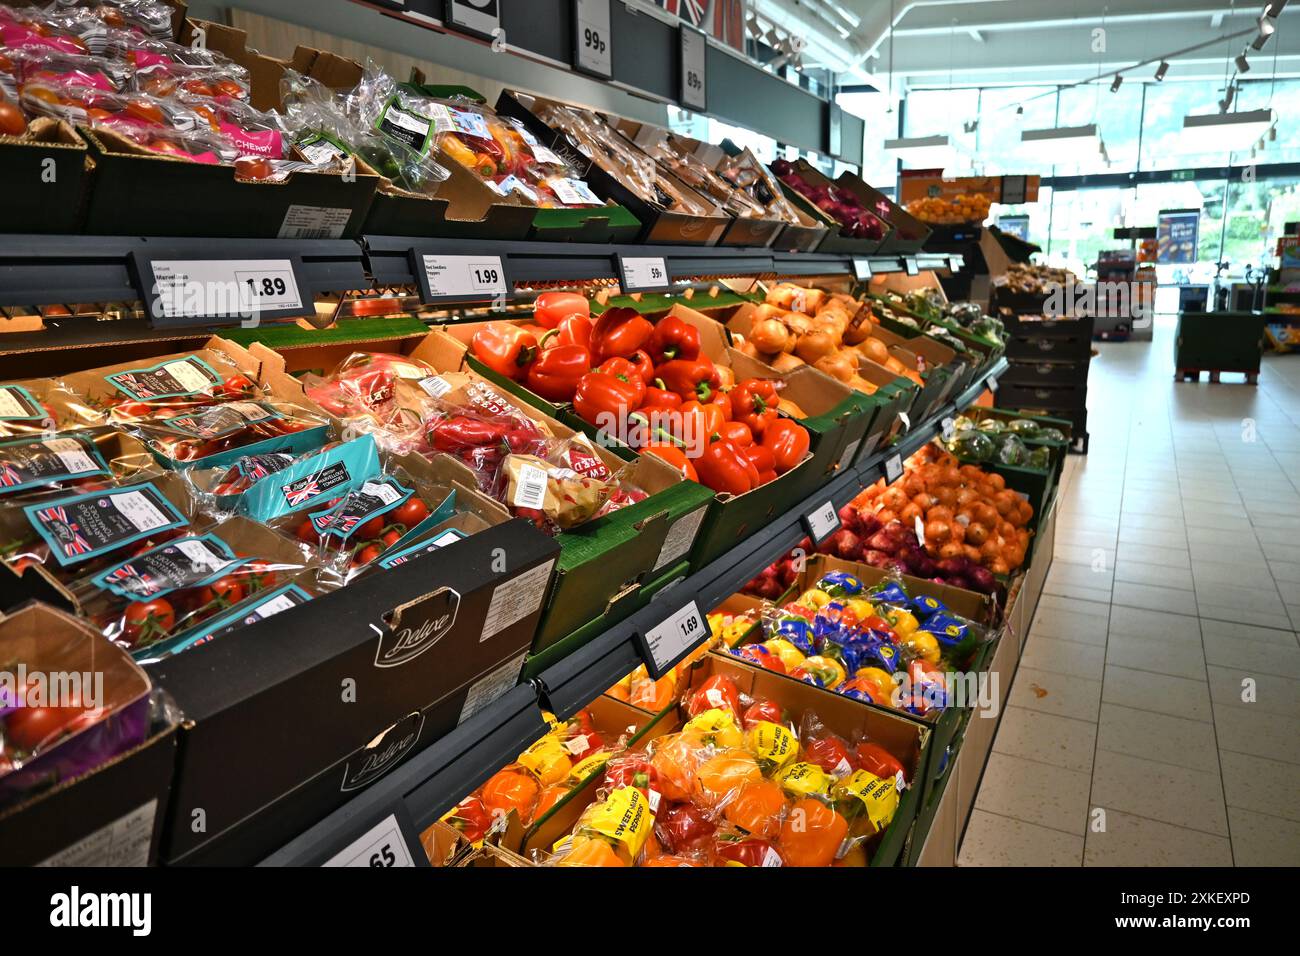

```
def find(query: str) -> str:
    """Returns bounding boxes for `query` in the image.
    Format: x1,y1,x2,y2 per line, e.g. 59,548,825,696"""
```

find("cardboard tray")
834,172,933,254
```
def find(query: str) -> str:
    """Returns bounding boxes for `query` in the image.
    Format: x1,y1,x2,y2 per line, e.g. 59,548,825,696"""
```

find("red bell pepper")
591,307,654,362
540,314,593,350
426,416,508,453
533,291,589,329
647,314,702,363
707,389,733,422
642,442,698,482
641,386,683,413
573,371,642,428
596,357,647,408
624,349,656,384
656,358,720,402
718,421,753,447
761,419,811,473
470,322,538,381
732,378,780,436
679,401,726,450
742,444,776,476
855,742,907,783
525,344,591,402
695,438,757,496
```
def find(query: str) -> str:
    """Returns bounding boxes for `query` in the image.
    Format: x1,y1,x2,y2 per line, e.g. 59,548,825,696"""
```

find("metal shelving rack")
0,232,985,867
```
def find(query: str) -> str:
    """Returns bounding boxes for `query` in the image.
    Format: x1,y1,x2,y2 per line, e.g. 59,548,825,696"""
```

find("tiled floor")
958,314,1300,867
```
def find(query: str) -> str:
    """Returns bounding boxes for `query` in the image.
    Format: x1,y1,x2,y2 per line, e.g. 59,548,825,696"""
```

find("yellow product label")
518,735,573,786
746,721,798,771
774,761,834,799
569,751,610,784
835,770,900,833
581,785,652,860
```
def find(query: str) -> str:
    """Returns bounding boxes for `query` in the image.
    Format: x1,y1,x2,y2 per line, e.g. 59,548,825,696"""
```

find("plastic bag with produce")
302,350,437,454
124,398,329,469
0,428,154,504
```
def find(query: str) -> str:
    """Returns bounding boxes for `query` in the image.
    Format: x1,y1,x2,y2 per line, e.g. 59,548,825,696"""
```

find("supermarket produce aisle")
960,317,1300,867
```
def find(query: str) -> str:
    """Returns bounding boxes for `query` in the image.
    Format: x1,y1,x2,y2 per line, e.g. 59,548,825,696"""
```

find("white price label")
852,257,874,281
837,437,862,470
679,26,707,111
619,256,670,292
884,453,903,483
642,599,709,673
447,0,501,37
915,515,926,546
420,254,507,300
806,501,839,543
904,258,920,276
941,416,956,441
151,258,303,319
898,411,911,431
988,377,1000,394
323,814,415,868
574,0,612,78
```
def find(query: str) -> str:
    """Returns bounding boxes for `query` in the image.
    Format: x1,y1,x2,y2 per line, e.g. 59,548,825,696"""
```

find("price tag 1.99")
618,255,671,293
322,813,420,868
804,501,840,544
884,453,904,483
412,251,509,304
637,599,711,678
136,255,309,328
573,0,612,78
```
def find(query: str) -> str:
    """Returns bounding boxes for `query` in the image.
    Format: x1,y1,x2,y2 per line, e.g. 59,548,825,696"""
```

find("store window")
837,90,896,189
1055,82,1144,174
974,86,1058,176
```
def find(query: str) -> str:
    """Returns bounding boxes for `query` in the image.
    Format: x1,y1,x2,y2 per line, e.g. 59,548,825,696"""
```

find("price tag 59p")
639,600,710,678
804,501,840,544
618,255,671,293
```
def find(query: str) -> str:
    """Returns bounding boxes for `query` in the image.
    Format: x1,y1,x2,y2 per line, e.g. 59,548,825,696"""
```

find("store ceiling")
756,0,1298,90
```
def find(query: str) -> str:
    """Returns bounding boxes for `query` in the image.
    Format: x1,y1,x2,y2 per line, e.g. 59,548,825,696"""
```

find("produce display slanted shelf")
255,359,1007,867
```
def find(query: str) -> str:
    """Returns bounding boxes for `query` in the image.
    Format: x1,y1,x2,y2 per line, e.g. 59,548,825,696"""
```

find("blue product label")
310,476,414,540
925,611,970,646
0,433,109,494
105,355,223,401
239,435,380,521
91,533,245,600
818,571,864,596
138,583,313,661
871,582,910,605
377,526,466,569
0,385,45,421
910,594,947,620
24,482,189,567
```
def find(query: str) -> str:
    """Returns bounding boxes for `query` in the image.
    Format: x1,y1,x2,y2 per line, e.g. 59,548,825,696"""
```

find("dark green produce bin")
1174,312,1269,378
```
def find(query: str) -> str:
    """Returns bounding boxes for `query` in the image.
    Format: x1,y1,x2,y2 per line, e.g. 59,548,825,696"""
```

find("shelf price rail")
257,358,1006,867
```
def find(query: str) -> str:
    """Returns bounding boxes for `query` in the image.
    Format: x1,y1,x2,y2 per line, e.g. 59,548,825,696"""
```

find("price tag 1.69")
804,501,840,544
573,0,612,78
618,255,671,293
413,252,509,304
638,600,711,678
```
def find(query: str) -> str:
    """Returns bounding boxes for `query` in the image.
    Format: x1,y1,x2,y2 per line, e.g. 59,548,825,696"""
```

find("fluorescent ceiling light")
1181,108,1275,152
1020,124,1100,160
883,134,957,168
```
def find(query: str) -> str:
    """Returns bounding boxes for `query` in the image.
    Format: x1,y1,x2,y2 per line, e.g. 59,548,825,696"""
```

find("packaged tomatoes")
0,428,153,504
301,351,440,455
65,516,319,661
124,398,329,470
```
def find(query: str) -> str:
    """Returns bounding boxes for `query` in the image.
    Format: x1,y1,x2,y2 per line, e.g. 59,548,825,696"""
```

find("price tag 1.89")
413,251,509,304
804,500,840,544
637,599,711,678
618,255,671,293
137,255,309,328
573,0,612,78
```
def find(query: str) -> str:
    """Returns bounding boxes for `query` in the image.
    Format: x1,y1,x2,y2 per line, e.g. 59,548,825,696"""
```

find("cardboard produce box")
248,329,713,657
834,172,932,254
0,603,178,866
151,514,560,865
0,119,90,235
771,159,892,255
497,89,733,245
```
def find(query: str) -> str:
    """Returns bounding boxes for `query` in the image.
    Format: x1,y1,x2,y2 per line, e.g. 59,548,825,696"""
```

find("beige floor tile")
1008,665,1103,722
1106,633,1206,681
1203,633,1300,680
1028,597,1111,646
1091,750,1228,836
1112,581,1198,615
973,751,1092,835
958,811,1084,867
1207,665,1300,719
1116,542,1191,568
1102,665,1212,722
1085,810,1233,866
1213,706,1300,765
1097,703,1220,771
1108,604,1202,643
1020,635,1106,680
1113,559,1194,590
992,705,1098,773
1219,751,1300,824
1228,808,1300,866
1197,603,1297,632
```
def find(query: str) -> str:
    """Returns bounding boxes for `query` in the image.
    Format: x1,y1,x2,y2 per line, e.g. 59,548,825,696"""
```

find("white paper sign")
574,0,612,77
421,254,507,299
323,815,415,868
151,258,303,319
642,599,709,672
620,256,670,292
680,26,707,111
806,501,839,542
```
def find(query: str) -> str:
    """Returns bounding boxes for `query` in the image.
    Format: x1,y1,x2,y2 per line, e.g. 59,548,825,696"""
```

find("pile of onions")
850,444,1032,584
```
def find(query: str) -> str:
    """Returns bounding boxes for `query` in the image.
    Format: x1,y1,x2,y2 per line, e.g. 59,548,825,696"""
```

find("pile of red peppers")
468,292,811,496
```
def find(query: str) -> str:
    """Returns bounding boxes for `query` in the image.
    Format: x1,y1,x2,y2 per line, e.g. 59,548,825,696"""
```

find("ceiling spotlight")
746,14,763,38
764,28,781,47
963,119,978,134
1016,105,1024,115
1219,83,1237,112
1155,60,1170,81
1236,50,1251,73
1110,74,1123,92
1269,125,1278,141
